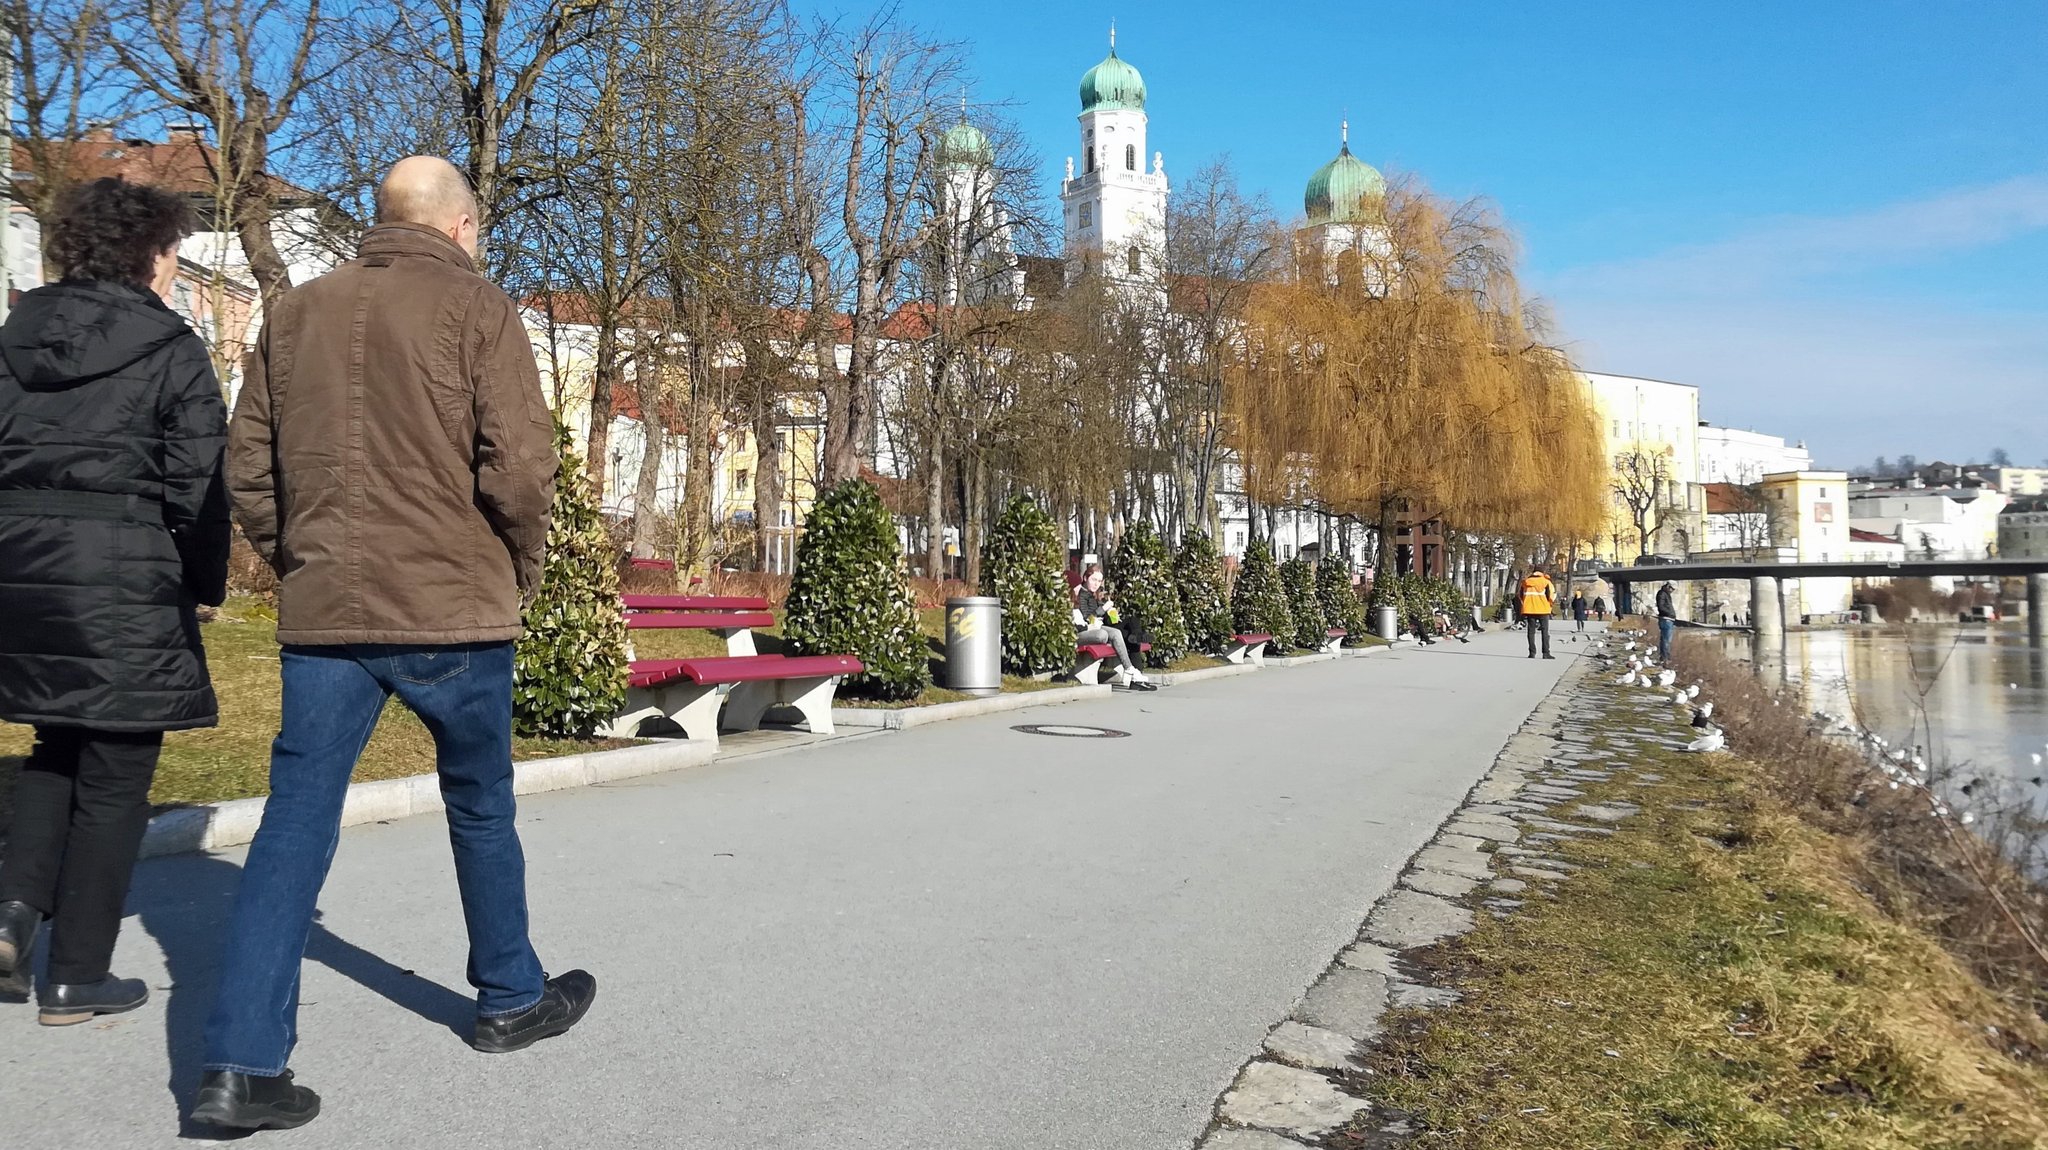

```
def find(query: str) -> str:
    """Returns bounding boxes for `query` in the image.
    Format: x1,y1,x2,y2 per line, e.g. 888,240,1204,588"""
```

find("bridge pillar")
2029,573,2048,646
1750,575,1783,640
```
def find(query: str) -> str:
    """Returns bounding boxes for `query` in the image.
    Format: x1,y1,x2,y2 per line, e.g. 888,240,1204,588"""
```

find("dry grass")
1342,682,2048,1149
1670,638,2048,1021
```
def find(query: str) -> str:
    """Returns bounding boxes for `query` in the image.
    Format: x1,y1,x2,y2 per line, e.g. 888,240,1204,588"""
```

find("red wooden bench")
1071,640,1153,686
1222,632,1272,666
603,595,863,745
622,594,774,656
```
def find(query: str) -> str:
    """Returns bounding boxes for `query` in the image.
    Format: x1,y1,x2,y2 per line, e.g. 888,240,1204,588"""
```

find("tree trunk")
964,452,987,589
631,393,665,560
678,337,717,582
923,421,944,579
749,353,784,571
586,322,621,494
1375,499,1399,591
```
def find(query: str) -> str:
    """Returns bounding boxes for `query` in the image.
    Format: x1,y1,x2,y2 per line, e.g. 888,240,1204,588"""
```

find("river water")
1713,626,2048,781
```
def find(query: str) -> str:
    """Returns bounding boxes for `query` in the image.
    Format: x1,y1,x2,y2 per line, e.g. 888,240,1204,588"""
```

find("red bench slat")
625,612,775,631
1326,628,1347,636
1234,633,1272,644
629,654,862,689
623,594,772,611
1077,641,1151,658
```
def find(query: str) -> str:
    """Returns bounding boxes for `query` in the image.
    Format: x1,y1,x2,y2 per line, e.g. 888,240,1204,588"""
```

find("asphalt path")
0,624,1591,1149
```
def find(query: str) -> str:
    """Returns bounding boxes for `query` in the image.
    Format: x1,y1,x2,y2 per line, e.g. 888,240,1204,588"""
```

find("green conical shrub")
978,495,1073,675
1230,538,1293,642
1280,555,1326,651
1175,530,1232,653
515,427,630,738
1316,555,1365,639
783,479,930,700
1107,522,1188,667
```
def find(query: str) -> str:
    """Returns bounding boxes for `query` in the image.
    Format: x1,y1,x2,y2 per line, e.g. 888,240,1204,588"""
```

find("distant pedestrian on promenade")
1655,582,1678,663
1570,591,1589,632
1519,566,1557,660
193,157,593,1132
0,178,229,1024
1592,595,1607,621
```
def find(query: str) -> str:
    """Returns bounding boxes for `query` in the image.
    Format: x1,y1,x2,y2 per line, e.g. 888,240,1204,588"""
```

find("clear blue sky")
815,0,2048,469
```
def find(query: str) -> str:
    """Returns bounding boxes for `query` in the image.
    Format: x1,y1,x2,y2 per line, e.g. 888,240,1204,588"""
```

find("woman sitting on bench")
1074,565,1157,691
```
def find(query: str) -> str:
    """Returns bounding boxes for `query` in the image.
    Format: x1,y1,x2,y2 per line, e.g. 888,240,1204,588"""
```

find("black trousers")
1525,615,1551,656
0,726,162,984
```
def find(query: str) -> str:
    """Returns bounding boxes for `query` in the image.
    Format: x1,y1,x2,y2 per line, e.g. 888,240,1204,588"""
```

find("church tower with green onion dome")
1060,25,1168,285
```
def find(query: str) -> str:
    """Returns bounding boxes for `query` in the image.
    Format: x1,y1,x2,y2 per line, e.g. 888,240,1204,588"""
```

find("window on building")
1611,419,1620,439
1126,245,1140,274
1233,529,1247,550
1079,203,1092,229
736,469,750,494
1125,143,1136,171
1085,130,1095,173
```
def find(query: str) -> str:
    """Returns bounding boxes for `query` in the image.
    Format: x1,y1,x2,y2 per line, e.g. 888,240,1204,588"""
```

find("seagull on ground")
1685,729,1726,753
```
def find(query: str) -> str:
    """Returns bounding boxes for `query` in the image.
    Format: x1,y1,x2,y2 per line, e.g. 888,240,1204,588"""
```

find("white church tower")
1061,28,1167,283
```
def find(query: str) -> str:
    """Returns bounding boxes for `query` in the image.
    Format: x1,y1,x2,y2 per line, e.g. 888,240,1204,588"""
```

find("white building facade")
1061,32,1168,282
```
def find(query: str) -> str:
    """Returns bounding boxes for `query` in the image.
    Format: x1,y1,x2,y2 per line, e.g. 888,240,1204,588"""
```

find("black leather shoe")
191,1069,321,1130
38,975,148,1025
0,900,40,976
473,969,597,1053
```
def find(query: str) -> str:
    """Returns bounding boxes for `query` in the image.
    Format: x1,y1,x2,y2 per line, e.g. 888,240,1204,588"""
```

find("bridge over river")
1594,559,2048,641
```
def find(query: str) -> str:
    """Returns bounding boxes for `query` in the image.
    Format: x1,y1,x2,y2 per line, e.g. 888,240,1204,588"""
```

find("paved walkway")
0,626,1592,1148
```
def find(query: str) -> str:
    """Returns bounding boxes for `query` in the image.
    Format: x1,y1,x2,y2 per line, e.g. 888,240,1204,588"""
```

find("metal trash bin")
1374,605,1399,640
944,596,1003,696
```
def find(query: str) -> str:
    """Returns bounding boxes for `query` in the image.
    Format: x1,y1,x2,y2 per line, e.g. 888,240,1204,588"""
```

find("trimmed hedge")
783,479,930,700
1230,538,1293,642
1175,531,1233,653
1108,521,1188,667
1316,556,1366,638
514,426,630,737
979,495,1073,676
1280,555,1326,651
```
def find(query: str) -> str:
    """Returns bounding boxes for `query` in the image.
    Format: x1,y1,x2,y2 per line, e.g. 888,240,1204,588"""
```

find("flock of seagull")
1588,629,1725,753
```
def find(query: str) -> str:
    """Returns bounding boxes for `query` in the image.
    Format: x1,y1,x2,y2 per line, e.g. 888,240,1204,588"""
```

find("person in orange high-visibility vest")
1519,566,1557,660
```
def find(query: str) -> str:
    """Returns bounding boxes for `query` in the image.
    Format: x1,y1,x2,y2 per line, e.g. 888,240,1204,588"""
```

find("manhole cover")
1011,723,1131,739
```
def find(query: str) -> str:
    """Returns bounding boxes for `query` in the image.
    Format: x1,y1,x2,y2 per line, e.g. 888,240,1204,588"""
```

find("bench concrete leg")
1223,641,1249,664
1320,636,1343,654
726,676,839,736
720,627,757,657
604,681,722,745
1248,641,1268,667
1070,654,1105,685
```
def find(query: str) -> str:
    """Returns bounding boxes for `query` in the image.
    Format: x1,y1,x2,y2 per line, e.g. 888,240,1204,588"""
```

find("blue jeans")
202,642,544,1075
1658,617,1676,662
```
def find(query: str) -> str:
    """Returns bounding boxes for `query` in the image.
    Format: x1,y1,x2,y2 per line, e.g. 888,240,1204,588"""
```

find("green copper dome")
938,119,993,167
1304,138,1385,226
1079,47,1146,113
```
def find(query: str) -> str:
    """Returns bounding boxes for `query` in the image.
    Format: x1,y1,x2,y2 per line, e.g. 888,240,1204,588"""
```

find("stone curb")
137,739,717,861
830,684,1111,729
1264,652,1343,668
1151,663,1259,686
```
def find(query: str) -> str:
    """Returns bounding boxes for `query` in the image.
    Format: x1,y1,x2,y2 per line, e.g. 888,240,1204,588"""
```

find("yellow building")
1580,371,1704,561
1761,469,1854,617
715,396,826,572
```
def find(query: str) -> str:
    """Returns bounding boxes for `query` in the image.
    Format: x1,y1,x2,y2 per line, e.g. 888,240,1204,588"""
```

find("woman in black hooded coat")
0,177,228,1024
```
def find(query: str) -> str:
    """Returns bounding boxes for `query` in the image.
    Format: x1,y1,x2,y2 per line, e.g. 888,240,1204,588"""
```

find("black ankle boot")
38,975,148,1025
191,1070,321,1130
0,899,41,976
473,969,598,1053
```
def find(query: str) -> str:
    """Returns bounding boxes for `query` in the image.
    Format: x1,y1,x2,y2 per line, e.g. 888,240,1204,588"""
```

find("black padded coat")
0,280,230,732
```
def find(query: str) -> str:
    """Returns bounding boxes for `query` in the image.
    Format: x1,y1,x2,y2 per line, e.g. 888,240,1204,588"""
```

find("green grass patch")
1338,684,2048,1150
0,597,629,814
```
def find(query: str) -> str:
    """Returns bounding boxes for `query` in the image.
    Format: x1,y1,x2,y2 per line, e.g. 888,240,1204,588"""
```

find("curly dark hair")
46,176,195,285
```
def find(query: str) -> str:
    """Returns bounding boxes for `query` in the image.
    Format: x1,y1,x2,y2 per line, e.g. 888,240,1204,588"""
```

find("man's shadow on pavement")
130,851,473,1139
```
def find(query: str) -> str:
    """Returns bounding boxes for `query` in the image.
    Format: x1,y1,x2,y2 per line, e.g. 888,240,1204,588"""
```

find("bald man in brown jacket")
193,157,595,1132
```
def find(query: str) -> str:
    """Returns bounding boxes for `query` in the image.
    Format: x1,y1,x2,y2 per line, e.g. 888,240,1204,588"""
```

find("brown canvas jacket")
228,223,558,645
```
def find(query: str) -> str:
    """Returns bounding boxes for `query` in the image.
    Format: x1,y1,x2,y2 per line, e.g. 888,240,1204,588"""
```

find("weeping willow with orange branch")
1226,176,1606,581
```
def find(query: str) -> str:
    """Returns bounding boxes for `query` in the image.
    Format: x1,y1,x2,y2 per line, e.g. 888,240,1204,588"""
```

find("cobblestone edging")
1190,655,1663,1147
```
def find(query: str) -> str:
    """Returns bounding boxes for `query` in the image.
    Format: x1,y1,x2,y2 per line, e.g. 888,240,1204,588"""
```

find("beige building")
1581,371,1704,561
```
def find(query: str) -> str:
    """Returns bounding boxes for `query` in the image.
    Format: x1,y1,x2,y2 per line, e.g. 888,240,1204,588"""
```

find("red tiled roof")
18,130,318,202
1849,528,1896,544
